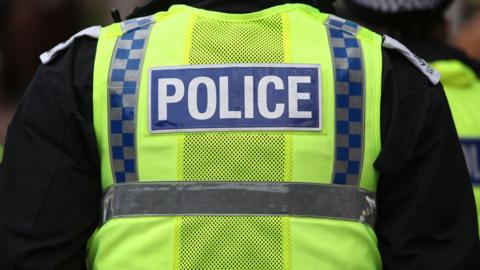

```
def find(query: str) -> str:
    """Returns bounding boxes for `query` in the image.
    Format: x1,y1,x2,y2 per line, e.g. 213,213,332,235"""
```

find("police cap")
344,0,453,25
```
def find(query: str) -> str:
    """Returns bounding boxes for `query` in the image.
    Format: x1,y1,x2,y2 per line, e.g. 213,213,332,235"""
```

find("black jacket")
0,1,478,270
403,38,480,76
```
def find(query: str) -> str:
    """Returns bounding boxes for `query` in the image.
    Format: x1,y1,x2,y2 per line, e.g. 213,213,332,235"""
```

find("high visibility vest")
432,60,480,236
88,4,384,269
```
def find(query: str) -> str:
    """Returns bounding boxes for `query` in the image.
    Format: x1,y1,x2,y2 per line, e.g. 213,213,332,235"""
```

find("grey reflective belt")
101,182,377,226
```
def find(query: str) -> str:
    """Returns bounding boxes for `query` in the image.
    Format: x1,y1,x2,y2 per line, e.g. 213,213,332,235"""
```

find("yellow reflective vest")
432,59,480,236
88,4,384,269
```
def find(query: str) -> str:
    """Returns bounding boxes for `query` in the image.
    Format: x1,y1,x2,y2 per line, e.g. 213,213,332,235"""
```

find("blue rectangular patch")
149,64,322,133
461,139,480,185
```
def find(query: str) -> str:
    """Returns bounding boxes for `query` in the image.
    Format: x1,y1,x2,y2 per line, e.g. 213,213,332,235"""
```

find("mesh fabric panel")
180,133,288,181
174,14,290,270
174,216,290,270
188,14,285,64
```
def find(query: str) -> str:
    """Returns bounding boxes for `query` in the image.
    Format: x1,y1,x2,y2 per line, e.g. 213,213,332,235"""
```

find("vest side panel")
357,28,383,192
288,9,334,184
290,217,380,269
136,12,193,182
88,218,176,270
288,10,381,270
90,17,179,270
93,24,123,190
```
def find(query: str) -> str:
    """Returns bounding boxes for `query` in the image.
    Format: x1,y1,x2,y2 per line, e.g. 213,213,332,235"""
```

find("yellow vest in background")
89,4,383,269
432,60,480,236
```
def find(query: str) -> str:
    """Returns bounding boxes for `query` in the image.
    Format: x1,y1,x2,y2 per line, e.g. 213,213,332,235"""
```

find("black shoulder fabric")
402,39,480,77
375,48,478,270
0,37,100,270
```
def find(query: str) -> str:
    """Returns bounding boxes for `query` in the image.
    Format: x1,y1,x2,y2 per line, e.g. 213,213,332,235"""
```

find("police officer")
0,1,477,270
344,0,480,237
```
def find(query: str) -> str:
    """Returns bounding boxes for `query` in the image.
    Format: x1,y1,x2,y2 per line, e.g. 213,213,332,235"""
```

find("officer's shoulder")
322,15,439,84
382,35,441,85
40,15,157,65
40,26,101,65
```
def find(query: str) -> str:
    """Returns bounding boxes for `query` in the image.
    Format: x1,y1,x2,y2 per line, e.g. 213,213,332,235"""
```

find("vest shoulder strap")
119,15,155,34
382,35,441,85
324,15,361,36
40,26,101,64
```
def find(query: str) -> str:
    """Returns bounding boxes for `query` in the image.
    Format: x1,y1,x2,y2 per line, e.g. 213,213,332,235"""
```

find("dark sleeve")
375,48,479,270
0,38,101,270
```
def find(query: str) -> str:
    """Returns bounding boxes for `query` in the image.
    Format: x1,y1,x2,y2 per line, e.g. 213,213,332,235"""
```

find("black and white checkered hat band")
349,0,447,13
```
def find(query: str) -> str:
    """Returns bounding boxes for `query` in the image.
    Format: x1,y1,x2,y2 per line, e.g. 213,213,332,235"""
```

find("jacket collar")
127,0,335,19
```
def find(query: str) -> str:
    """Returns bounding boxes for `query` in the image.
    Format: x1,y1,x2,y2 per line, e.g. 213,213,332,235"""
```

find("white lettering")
219,76,242,119
188,77,217,120
158,78,185,121
154,68,320,126
258,76,285,119
288,76,312,119
244,76,255,119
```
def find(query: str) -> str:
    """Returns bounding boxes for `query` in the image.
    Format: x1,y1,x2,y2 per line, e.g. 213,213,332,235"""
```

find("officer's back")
0,1,478,270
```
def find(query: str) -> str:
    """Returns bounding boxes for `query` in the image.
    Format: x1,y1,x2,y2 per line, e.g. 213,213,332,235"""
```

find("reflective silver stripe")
101,182,377,226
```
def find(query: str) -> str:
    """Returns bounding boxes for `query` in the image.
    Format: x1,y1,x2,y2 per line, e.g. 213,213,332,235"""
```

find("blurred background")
0,0,145,143
0,0,479,145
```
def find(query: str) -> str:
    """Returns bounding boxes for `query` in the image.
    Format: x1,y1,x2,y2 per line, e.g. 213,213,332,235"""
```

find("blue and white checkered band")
325,16,365,186
460,139,480,186
108,16,154,183
326,15,360,36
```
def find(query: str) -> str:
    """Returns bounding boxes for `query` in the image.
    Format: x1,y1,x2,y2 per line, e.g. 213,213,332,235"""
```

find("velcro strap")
101,182,377,226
